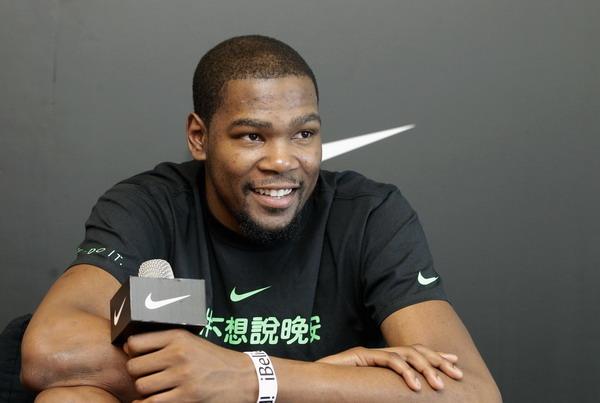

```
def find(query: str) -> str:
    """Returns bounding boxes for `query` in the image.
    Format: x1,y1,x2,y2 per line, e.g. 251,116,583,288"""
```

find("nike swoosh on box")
322,124,415,161
113,297,127,326
144,293,191,310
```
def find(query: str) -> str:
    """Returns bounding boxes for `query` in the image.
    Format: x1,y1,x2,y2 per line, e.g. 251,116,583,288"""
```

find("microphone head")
138,259,175,279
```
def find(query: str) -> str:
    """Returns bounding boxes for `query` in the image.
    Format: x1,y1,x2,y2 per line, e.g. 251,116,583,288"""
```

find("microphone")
138,258,175,279
110,259,206,345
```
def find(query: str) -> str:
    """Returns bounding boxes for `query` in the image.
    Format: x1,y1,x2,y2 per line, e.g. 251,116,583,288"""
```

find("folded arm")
22,265,500,402
123,301,499,402
258,300,500,401
378,300,501,401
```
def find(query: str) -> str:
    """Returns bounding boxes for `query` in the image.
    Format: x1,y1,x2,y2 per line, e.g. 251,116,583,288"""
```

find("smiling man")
21,36,500,402
191,76,322,243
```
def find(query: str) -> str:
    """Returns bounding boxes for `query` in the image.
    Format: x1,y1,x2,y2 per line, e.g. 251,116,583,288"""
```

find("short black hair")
192,35,319,128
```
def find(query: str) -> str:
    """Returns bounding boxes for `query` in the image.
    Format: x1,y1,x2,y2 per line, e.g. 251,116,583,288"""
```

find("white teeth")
254,188,293,197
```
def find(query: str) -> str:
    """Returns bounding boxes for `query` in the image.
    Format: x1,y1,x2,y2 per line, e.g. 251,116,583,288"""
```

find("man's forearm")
273,357,500,403
125,329,499,402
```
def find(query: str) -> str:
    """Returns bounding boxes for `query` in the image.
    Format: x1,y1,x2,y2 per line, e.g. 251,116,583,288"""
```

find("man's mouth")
252,188,294,198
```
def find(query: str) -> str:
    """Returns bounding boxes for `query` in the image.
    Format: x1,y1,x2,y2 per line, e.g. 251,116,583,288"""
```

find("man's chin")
236,211,304,245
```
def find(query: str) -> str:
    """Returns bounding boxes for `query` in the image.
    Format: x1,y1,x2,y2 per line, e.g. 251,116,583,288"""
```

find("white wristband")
244,351,278,403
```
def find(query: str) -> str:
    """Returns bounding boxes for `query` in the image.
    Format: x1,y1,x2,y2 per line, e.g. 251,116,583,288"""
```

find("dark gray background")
2,1,599,401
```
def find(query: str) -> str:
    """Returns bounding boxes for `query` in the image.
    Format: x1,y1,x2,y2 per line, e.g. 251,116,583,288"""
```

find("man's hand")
316,345,463,391
124,329,257,402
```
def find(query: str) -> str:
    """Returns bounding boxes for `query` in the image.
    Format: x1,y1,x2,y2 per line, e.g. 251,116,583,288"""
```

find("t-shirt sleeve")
69,182,170,284
360,189,448,325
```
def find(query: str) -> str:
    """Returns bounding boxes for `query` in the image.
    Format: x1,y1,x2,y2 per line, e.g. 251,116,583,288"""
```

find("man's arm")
23,265,499,402
34,386,120,402
379,300,501,401
271,300,502,401
310,301,501,401
264,301,498,401
124,301,500,402
21,264,449,401
20,264,139,401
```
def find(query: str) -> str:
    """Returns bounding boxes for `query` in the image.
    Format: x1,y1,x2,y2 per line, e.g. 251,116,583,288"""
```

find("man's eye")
294,131,313,139
243,133,260,141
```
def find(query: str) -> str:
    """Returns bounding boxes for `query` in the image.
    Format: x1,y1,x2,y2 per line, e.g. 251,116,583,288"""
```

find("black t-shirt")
71,161,447,360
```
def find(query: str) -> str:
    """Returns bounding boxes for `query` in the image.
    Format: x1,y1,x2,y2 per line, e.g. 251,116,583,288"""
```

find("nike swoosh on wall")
322,124,415,161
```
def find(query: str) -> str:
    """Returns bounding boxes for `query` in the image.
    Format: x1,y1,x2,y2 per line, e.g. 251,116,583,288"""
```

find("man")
21,35,500,402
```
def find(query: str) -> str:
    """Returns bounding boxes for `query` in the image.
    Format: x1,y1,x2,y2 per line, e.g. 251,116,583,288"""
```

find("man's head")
187,36,322,244
192,35,319,129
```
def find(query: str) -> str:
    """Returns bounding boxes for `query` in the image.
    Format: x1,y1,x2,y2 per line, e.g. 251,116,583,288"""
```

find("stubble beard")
234,181,307,245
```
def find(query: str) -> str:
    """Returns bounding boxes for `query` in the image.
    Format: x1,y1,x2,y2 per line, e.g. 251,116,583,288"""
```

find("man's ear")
187,113,208,161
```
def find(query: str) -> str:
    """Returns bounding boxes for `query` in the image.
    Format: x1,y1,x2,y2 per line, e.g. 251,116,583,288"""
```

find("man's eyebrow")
228,118,272,131
292,113,321,126
227,114,321,131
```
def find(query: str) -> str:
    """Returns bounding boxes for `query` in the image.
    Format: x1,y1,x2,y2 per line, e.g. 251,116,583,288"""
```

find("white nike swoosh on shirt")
322,124,415,161
418,271,439,286
144,293,191,310
113,297,127,326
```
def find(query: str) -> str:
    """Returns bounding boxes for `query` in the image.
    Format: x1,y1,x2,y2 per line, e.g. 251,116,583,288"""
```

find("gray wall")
2,1,599,401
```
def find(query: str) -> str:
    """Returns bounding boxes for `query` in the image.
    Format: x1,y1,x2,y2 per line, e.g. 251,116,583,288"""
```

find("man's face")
188,76,322,241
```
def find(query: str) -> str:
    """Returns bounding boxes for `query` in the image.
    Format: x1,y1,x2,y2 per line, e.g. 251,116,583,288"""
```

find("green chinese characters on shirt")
200,308,322,346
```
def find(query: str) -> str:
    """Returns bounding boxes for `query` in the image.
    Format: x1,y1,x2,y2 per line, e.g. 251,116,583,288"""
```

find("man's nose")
256,141,300,174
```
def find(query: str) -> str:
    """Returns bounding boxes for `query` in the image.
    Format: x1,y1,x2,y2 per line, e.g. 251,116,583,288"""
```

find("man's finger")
400,348,446,391
376,346,448,390
127,349,170,379
410,345,463,380
126,329,190,356
132,369,177,398
437,352,459,363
